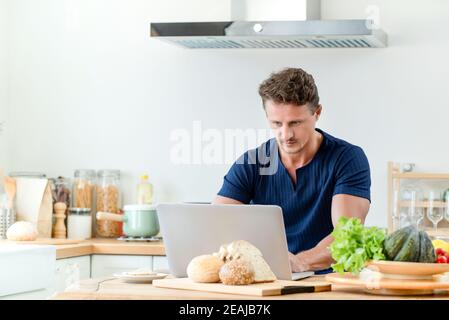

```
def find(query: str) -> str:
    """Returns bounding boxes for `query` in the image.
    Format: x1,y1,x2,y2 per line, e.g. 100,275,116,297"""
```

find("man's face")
265,100,322,155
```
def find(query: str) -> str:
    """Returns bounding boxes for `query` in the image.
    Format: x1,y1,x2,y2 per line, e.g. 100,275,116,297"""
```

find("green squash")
384,226,436,263
418,230,437,263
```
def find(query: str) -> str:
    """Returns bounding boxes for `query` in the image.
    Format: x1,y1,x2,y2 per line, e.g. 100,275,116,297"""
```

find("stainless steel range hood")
150,0,387,49
150,20,387,49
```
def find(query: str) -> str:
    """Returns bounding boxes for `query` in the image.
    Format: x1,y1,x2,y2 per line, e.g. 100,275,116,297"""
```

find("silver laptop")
156,203,314,281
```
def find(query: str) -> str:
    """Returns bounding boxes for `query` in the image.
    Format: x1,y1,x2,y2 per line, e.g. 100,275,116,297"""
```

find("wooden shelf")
425,227,449,238
392,172,449,180
399,200,447,208
388,162,449,233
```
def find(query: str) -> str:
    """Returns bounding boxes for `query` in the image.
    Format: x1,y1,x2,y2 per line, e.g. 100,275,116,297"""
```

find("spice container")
67,208,92,239
50,176,71,239
50,176,71,209
96,170,121,238
73,170,95,209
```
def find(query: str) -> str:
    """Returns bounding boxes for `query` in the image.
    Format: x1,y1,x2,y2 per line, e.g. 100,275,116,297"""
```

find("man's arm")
289,194,370,272
213,195,244,205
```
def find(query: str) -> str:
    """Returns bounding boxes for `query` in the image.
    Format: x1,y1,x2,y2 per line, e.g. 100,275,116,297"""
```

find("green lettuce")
329,216,386,274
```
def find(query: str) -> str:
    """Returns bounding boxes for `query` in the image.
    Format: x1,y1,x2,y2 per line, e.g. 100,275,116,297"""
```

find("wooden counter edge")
91,241,166,256
56,244,94,259
54,240,166,259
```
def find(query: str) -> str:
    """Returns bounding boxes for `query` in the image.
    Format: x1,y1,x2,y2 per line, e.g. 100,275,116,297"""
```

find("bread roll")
6,221,38,241
219,258,255,285
187,254,224,283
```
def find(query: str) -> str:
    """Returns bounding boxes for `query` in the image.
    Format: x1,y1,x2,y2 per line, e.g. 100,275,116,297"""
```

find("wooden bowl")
365,260,449,279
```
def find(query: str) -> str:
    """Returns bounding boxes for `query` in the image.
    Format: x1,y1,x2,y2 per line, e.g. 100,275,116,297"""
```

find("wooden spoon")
0,168,4,188
4,176,16,209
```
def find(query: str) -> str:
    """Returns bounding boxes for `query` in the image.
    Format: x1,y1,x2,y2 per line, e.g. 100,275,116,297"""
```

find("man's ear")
315,104,322,120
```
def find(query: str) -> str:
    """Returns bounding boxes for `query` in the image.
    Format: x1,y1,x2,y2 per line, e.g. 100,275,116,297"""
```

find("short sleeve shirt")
217,128,371,272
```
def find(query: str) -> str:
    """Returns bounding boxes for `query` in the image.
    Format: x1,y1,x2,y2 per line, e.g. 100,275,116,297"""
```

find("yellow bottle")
137,174,153,205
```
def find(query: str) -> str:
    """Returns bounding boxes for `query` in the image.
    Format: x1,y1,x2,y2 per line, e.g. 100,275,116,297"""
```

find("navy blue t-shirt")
217,128,371,273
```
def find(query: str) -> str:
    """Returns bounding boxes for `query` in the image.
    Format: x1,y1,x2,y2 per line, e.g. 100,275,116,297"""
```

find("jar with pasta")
96,170,121,238
73,170,95,209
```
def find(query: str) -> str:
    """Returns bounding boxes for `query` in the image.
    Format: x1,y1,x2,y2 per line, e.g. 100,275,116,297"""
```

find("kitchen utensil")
326,271,449,296
152,278,331,297
0,208,16,239
96,204,159,238
0,168,4,189
4,176,16,209
53,202,67,239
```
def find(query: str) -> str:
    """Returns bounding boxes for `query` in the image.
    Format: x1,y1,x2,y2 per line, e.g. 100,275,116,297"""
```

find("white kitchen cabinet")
53,256,91,294
2,255,91,300
91,254,153,278
153,256,169,272
0,245,55,300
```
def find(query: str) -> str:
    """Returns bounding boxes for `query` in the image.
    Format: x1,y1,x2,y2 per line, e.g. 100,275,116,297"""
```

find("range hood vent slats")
169,37,379,49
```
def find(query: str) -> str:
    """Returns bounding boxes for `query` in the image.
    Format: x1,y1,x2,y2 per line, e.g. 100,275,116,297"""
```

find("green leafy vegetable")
329,216,386,274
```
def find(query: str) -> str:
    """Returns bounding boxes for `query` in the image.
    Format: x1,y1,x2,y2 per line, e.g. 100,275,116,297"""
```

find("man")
213,68,371,274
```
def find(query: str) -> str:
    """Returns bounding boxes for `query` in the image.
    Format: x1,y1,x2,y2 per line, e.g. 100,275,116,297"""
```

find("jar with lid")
96,170,121,238
72,170,95,210
9,172,47,178
67,208,92,239
49,176,71,209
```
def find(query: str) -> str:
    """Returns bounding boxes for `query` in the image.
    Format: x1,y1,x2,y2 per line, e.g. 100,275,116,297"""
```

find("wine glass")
444,190,449,223
392,190,401,231
408,189,424,229
427,190,443,234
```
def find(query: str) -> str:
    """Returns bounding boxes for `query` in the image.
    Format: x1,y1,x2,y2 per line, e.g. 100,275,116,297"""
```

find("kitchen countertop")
0,238,166,259
51,275,449,300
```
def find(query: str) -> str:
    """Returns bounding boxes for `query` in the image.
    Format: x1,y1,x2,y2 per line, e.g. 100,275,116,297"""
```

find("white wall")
5,0,449,227
0,0,9,176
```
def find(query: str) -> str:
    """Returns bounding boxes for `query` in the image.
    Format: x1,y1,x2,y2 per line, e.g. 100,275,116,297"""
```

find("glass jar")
9,172,47,178
50,176,71,208
96,170,121,238
73,170,96,210
67,208,92,239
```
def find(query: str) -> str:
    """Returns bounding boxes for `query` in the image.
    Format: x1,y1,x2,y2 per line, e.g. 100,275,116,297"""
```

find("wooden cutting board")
152,278,331,296
9,238,85,245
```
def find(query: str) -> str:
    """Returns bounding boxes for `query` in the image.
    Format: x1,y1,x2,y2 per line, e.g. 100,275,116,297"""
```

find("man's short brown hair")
258,68,320,112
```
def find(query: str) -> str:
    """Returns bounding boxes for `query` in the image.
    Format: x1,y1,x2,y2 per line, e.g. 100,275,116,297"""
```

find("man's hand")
288,252,309,272
288,194,370,273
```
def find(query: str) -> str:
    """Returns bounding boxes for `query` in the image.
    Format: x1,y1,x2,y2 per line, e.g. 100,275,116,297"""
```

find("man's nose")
280,125,294,140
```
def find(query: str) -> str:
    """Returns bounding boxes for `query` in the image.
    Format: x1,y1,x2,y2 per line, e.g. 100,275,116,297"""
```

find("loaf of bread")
219,258,255,285
186,241,276,285
187,254,224,283
214,240,276,283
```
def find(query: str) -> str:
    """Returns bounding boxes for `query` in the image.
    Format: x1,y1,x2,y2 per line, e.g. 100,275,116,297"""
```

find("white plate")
113,272,169,283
